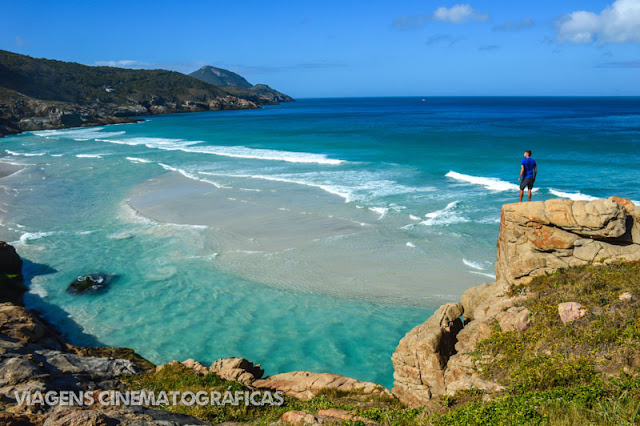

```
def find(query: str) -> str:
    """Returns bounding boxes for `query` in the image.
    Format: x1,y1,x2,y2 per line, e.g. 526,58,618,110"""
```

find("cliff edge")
392,196,640,407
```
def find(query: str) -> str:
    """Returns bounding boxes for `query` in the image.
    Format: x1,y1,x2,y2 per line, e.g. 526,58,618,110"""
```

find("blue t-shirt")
521,157,536,178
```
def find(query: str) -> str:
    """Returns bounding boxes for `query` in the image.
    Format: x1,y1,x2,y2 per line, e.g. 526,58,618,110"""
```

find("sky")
1,0,639,97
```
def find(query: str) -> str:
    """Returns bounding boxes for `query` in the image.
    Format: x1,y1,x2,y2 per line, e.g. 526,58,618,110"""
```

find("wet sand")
0,162,22,179
0,162,23,230
127,172,481,305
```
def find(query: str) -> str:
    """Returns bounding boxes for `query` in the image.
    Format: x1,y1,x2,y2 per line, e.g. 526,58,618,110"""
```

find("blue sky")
2,0,639,97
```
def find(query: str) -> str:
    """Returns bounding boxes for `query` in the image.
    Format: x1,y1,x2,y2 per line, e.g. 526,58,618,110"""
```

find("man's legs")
528,188,532,201
519,189,524,202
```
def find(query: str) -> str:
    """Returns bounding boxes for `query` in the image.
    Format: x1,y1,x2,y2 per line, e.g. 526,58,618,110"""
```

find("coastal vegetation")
0,49,292,136
0,49,287,106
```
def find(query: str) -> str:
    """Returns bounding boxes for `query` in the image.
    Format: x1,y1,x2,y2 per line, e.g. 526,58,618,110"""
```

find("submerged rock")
67,273,115,294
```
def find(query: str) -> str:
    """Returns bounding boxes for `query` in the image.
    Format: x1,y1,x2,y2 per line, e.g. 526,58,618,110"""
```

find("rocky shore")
0,89,258,138
0,197,639,424
391,197,640,407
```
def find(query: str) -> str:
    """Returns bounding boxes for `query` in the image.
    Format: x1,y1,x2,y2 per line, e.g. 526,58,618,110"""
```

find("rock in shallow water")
67,273,116,294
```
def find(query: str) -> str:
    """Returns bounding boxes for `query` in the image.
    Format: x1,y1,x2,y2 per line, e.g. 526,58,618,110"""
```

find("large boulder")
558,302,587,324
496,198,640,286
67,273,115,294
0,242,26,304
210,357,264,385
391,303,464,406
253,371,390,401
0,242,22,275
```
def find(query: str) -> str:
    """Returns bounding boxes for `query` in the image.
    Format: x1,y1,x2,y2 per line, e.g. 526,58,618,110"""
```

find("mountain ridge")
0,50,293,137
189,65,294,104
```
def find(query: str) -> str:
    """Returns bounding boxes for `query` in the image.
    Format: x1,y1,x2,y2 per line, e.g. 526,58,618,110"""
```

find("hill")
0,50,292,137
189,65,253,88
189,65,294,104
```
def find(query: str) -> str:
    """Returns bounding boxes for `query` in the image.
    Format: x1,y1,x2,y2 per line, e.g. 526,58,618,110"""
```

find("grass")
122,262,640,425
476,260,640,393
123,363,409,425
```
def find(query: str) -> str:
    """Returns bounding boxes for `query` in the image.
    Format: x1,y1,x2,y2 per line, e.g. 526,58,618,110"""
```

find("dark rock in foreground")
0,241,26,304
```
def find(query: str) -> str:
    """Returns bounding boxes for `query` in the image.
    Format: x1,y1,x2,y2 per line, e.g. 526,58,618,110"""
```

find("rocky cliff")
496,197,640,286
392,197,640,407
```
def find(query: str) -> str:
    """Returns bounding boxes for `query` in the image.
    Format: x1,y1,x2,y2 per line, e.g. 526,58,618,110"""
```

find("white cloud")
94,60,152,68
393,3,489,30
557,0,640,44
433,4,489,24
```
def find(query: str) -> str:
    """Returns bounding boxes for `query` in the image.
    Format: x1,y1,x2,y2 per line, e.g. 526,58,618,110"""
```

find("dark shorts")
520,177,535,190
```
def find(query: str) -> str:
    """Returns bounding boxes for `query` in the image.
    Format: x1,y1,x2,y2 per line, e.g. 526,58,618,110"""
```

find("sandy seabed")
127,172,477,304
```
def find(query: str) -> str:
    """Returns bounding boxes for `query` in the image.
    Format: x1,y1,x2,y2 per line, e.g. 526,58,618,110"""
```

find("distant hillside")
189,65,253,89
190,65,294,104
0,50,292,137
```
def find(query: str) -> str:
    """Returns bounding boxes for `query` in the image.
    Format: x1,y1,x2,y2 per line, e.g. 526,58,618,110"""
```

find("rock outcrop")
210,356,264,385
278,408,376,425
253,371,390,401
159,356,390,401
558,302,587,324
391,303,464,405
0,303,140,401
0,92,258,137
497,197,640,287
391,197,640,406
0,241,26,304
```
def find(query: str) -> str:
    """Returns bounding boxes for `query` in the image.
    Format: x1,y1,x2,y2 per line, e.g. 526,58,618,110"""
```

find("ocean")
0,97,639,388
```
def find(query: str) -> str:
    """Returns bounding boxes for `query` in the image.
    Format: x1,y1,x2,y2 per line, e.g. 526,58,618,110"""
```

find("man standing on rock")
518,150,537,202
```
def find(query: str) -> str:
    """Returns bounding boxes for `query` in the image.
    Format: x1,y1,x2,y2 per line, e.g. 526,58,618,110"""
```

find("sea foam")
33,127,126,140
98,137,345,165
462,258,486,270
125,157,152,164
6,150,47,157
549,189,598,201
158,163,222,188
76,154,104,158
420,201,468,226
199,171,432,204
446,171,521,192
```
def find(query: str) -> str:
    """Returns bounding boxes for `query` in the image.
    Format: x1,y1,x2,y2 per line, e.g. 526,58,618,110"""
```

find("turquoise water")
0,97,639,388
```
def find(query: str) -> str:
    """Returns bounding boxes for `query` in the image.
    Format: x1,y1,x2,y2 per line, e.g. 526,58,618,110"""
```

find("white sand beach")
128,172,479,304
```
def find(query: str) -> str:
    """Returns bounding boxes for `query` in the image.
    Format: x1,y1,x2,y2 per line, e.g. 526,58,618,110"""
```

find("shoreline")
125,171,477,305
0,161,23,179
